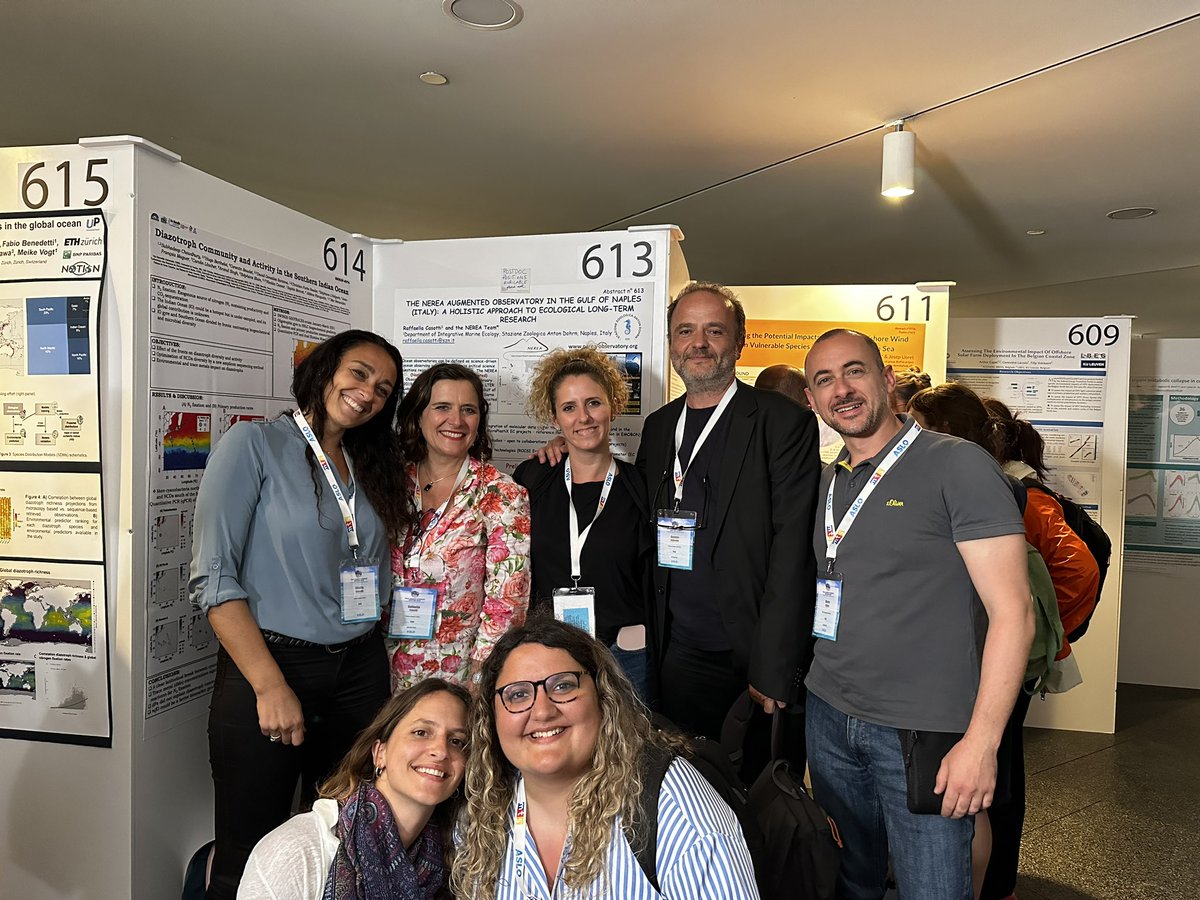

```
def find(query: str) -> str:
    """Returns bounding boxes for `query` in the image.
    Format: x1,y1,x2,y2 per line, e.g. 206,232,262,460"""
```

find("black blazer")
635,380,821,702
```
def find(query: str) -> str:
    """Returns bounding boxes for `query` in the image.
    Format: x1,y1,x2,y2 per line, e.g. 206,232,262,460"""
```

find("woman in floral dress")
387,363,531,691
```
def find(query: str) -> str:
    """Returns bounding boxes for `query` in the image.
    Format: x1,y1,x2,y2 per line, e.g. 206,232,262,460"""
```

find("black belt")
261,628,376,654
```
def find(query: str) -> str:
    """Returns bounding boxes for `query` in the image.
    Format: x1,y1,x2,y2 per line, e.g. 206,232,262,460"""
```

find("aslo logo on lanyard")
552,458,617,638
656,380,737,571
814,420,922,642
390,457,471,641
292,410,381,624
512,776,570,898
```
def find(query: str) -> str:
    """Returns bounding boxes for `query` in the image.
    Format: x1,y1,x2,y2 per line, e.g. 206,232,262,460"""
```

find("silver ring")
269,733,282,742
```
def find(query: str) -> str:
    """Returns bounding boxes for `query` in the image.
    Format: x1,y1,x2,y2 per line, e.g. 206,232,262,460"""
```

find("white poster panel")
0,208,110,746
948,317,1132,733
143,204,367,736
728,283,951,463
375,227,678,470
1120,339,1200,688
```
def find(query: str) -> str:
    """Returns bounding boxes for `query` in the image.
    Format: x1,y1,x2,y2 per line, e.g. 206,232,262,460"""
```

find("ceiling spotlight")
881,122,915,198
1025,229,1046,236
419,71,449,85
443,0,523,30
1106,207,1157,220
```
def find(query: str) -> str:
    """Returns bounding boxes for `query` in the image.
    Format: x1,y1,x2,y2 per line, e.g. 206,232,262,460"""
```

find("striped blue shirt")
489,758,760,899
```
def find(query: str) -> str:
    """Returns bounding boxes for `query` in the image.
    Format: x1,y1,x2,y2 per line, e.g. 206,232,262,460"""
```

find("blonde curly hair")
527,346,630,426
451,615,690,898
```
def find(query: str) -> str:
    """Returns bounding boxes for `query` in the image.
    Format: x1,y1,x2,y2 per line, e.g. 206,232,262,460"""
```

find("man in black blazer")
635,281,821,755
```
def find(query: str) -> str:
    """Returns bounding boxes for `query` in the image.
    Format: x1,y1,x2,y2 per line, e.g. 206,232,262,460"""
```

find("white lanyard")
407,457,471,564
672,380,738,503
824,420,922,572
565,458,617,584
291,410,360,556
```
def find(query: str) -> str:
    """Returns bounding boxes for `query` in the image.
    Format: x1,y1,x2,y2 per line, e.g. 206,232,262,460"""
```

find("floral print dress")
387,457,531,691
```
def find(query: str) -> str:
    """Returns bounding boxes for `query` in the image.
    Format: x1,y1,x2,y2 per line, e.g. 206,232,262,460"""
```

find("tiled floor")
1013,683,1200,900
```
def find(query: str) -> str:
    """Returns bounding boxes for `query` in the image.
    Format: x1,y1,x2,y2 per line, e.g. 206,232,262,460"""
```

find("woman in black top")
513,347,654,700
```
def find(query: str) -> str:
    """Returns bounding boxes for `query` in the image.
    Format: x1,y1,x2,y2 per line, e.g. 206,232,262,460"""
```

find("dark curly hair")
398,363,493,463
291,329,413,542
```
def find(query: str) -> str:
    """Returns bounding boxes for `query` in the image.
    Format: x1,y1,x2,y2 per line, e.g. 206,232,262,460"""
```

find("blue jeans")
806,691,974,900
609,642,651,704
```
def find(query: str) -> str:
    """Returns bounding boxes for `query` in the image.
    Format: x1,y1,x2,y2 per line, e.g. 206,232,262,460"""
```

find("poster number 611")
876,295,931,322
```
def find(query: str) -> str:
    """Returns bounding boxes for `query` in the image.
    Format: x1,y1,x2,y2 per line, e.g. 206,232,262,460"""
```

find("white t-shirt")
238,799,340,899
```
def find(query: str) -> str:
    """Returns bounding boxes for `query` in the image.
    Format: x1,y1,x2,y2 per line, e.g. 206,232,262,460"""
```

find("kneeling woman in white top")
239,678,469,900
453,615,760,900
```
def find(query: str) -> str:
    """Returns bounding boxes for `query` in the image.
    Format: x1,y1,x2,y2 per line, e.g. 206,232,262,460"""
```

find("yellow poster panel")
741,319,927,371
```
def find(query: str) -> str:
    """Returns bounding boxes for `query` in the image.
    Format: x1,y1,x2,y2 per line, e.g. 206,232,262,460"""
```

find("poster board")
948,316,1133,733
373,226,682,470
1120,338,1200,688
0,207,111,746
721,282,952,462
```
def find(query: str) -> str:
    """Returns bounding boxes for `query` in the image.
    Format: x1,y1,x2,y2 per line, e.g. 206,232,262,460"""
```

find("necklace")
419,465,458,493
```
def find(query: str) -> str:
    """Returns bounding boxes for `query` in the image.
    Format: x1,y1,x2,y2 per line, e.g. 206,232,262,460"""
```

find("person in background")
388,363,531,691
514,346,655,700
890,367,932,413
754,363,810,409
191,330,411,899
912,385,1098,900
238,679,470,900
452,615,760,900
802,330,1032,900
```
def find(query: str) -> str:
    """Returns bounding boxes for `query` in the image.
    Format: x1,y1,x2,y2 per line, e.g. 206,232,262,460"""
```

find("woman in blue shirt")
452,615,759,900
190,329,412,900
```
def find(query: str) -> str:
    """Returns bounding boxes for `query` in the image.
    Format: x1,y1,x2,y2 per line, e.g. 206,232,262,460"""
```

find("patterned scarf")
322,782,446,900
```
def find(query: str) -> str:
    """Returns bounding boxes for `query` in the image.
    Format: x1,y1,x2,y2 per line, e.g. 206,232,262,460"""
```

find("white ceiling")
4,1,1199,333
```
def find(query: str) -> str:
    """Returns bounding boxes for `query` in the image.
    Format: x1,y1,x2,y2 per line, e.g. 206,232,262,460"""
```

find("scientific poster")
946,319,1131,515
1125,343,1200,570
144,213,357,735
385,230,673,469
0,209,110,745
948,316,1132,733
729,283,952,464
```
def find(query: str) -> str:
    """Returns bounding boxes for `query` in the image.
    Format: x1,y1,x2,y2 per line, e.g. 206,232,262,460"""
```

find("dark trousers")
206,632,389,900
982,688,1035,900
660,637,807,783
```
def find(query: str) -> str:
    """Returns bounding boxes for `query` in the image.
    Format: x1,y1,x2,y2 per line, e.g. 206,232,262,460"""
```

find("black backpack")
1022,478,1112,641
628,702,841,900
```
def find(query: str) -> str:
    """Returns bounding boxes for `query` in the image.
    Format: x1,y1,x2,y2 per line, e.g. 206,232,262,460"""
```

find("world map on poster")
0,659,35,696
0,578,93,649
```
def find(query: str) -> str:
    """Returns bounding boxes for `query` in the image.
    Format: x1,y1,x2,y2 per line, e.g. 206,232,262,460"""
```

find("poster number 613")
581,241,654,280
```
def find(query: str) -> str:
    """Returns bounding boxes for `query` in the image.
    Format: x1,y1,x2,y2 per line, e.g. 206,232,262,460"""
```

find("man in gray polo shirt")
802,329,1033,900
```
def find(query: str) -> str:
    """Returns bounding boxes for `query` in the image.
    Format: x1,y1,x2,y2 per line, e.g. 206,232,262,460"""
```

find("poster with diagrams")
946,318,1133,516
0,209,110,745
1125,360,1200,570
144,214,356,735
384,231,672,469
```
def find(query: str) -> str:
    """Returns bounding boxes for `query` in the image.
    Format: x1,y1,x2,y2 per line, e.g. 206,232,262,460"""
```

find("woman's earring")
374,765,384,780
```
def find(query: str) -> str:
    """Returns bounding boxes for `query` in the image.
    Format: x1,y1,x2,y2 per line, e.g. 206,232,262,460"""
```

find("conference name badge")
339,558,381,624
389,586,438,640
656,508,697,570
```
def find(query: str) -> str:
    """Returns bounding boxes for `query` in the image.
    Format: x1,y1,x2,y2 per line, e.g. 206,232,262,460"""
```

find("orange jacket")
1022,489,1100,660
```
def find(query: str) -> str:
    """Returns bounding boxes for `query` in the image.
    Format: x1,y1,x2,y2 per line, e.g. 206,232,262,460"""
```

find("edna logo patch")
885,498,905,507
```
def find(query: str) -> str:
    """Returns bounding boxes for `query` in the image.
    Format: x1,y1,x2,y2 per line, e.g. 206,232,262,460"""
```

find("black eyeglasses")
495,670,587,713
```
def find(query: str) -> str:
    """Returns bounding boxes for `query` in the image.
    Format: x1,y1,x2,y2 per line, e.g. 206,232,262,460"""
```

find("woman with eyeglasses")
238,678,469,899
452,615,760,900
388,363,531,691
513,347,654,699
